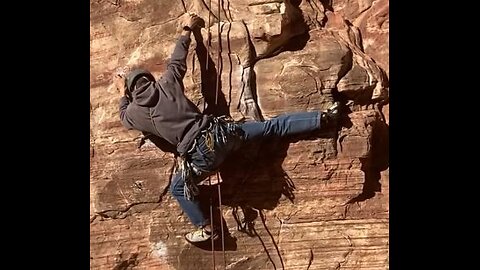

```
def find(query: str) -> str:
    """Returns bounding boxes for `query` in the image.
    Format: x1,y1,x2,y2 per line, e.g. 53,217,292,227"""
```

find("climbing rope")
205,0,226,268
205,1,218,269
215,0,227,269
205,2,216,269
206,0,212,72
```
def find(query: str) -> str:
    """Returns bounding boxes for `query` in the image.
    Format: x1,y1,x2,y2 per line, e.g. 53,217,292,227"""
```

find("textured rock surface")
90,0,389,269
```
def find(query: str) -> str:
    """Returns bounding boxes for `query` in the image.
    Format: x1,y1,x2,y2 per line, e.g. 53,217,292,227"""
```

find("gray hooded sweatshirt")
119,35,210,156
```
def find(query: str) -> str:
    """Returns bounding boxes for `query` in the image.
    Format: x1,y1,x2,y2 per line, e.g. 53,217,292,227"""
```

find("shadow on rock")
347,115,389,203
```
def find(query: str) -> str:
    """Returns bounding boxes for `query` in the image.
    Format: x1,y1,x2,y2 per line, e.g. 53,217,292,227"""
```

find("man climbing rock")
114,13,341,244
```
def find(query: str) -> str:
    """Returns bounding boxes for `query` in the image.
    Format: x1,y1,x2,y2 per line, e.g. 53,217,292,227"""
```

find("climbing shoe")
321,101,341,127
185,227,219,243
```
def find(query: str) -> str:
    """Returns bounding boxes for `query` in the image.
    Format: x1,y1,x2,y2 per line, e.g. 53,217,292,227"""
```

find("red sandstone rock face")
90,0,389,269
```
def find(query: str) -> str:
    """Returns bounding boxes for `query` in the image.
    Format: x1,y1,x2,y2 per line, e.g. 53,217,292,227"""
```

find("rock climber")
114,13,341,243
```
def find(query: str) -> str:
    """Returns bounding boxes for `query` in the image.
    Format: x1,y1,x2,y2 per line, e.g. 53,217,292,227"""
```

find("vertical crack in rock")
334,235,354,270
180,0,187,12
337,133,347,153
346,20,364,51
305,0,327,28
217,22,225,109
238,21,264,120
220,0,237,111
220,0,232,22
276,218,283,245
226,22,234,108
224,0,234,22
306,248,314,270
200,0,220,22
239,66,264,120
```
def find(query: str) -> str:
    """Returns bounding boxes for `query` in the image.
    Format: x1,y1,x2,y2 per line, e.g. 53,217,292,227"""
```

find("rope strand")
217,178,226,267
209,176,215,269
206,3,216,268
215,1,227,269
204,0,226,267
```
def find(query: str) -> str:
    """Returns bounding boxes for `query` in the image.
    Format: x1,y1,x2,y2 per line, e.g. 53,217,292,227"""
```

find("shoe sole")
184,233,220,244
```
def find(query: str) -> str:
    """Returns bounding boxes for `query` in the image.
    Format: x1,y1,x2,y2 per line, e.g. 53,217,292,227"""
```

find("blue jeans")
170,111,322,227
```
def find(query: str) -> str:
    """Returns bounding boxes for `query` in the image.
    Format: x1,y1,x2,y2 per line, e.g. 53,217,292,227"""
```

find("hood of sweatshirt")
132,81,159,107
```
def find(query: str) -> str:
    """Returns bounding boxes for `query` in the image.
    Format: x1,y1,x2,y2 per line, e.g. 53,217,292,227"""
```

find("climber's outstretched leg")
237,102,341,144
